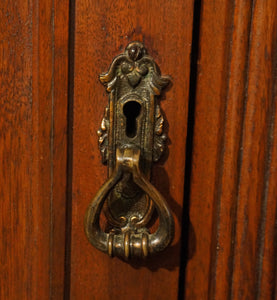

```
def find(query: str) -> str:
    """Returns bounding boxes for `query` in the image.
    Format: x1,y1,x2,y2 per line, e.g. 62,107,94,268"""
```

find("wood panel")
0,0,69,298
184,0,277,299
70,0,194,299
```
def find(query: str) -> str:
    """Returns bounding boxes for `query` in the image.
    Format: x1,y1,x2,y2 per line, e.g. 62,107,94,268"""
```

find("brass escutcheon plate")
97,42,169,230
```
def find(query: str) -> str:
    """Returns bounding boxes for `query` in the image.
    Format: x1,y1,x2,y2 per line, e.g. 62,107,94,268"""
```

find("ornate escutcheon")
84,41,174,260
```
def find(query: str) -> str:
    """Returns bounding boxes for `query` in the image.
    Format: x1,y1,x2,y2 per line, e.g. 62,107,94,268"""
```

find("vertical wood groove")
64,0,75,298
49,0,55,296
255,81,276,300
231,1,277,298
229,2,255,299
178,0,202,298
257,19,277,297
255,36,277,296
208,2,236,299
51,0,69,297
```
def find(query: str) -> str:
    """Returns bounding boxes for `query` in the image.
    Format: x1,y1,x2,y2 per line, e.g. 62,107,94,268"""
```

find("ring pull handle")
84,41,174,260
85,148,174,259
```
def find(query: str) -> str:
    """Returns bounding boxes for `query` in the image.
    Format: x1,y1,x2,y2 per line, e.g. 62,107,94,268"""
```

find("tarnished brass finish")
85,148,174,259
85,42,174,259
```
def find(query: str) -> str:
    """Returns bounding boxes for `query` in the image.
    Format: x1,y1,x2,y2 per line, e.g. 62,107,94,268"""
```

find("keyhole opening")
123,101,141,138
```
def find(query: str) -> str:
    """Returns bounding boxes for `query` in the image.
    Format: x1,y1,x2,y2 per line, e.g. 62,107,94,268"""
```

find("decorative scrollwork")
99,42,170,95
97,106,109,164
153,105,167,162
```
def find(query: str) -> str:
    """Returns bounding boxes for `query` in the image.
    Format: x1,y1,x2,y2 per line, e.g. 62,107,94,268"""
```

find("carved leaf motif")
153,105,167,162
126,71,142,87
149,69,170,96
97,107,109,164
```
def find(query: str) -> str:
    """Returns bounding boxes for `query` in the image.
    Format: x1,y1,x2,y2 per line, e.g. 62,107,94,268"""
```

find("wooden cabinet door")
69,1,194,299
1,0,276,299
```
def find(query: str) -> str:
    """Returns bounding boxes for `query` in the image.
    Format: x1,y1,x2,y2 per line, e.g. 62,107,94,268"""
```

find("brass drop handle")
84,42,174,260
85,147,174,259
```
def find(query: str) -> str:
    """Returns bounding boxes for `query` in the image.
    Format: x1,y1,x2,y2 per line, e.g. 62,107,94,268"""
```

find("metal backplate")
97,42,169,229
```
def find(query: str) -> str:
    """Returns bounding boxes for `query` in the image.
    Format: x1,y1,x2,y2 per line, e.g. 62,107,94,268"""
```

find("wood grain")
70,0,194,299
0,0,68,298
2,0,276,298
231,1,277,298
52,0,69,297
184,0,277,299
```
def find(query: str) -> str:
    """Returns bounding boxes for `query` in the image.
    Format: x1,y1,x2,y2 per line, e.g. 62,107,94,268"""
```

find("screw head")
126,42,145,61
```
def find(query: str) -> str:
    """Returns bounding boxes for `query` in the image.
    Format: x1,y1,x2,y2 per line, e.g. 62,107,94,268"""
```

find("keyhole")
123,101,141,138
